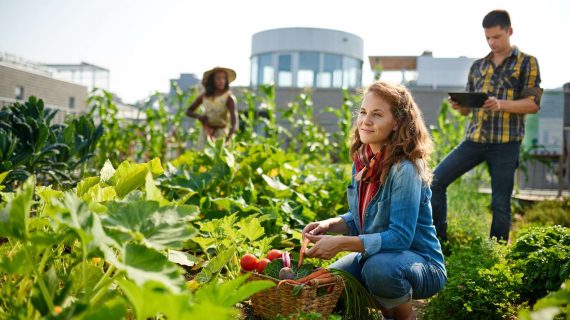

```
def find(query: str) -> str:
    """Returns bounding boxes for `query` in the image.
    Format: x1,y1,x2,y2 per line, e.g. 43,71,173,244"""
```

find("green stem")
89,265,116,305
23,245,55,312
82,242,87,295
38,234,70,273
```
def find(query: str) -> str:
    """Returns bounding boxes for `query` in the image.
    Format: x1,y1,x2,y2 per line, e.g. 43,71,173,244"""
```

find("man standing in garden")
431,9,542,242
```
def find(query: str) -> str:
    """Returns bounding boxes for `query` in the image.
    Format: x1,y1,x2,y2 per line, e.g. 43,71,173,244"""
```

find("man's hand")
303,234,340,260
448,96,472,116
483,97,502,112
448,97,462,111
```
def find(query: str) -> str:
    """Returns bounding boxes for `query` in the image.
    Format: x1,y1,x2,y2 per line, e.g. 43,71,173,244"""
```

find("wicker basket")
248,272,344,319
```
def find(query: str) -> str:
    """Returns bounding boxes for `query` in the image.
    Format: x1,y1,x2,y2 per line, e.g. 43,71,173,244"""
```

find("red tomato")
266,249,282,261
240,254,258,271
256,258,271,273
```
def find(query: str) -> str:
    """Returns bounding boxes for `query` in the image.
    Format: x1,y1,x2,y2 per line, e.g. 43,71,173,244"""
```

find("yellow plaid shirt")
465,46,542,143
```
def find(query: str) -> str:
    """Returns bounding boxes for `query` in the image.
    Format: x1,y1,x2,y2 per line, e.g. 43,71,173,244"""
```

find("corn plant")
280,92,331,160
325,89,358,163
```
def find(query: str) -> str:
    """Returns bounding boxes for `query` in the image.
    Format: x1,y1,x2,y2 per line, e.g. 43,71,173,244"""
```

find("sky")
0,0,568,104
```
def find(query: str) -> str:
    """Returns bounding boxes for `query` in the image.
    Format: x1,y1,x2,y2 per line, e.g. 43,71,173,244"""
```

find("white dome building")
250,28,364,89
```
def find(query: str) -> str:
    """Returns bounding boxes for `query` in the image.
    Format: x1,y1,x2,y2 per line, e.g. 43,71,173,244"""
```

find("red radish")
266,249,282,261
281,251,291,268
256,258,271,273
240,254,258,271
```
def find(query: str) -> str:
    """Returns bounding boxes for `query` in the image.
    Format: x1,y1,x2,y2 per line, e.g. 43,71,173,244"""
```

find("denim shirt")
340,160,446,273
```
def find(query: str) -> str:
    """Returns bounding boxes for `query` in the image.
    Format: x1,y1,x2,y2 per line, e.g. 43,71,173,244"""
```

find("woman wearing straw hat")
186,66,238,149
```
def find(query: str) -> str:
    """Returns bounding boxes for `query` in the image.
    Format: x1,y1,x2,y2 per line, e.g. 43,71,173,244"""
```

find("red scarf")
353,144,384,230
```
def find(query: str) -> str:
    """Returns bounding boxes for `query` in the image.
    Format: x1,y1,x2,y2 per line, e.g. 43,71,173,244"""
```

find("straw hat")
202,67,237,86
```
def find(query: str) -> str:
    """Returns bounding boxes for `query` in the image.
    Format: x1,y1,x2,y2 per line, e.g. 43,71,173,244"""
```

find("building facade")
250,28,363,89
0,53,88,116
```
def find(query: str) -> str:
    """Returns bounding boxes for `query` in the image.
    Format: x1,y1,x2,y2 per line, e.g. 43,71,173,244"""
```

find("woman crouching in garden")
302,81,447,320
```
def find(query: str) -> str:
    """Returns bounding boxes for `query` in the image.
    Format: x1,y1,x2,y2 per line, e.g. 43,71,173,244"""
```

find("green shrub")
0,97,102,190
507,225,570,304
445,181,491,252
519,279,570,320
521,200,570,228
424,238,524,319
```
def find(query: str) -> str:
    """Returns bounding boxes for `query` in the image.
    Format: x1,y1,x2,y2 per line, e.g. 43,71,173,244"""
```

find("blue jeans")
431,140,520,241
329,252,447,309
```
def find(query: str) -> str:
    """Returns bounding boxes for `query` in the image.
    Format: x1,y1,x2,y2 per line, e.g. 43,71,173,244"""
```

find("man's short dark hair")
482,10,511,29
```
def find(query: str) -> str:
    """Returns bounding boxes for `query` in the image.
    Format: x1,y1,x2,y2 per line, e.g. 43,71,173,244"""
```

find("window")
15,86,24,100
258,54,274,85
343,57,362,88
277,54,292,87
318,54,343,88
69,96,75,109
297,52,319,87
250,56,258,86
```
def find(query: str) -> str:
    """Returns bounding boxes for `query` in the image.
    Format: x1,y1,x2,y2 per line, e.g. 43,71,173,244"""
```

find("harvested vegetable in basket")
329,268,382,320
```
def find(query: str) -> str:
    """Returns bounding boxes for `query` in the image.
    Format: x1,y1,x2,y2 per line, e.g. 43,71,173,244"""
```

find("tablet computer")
448,92,489,108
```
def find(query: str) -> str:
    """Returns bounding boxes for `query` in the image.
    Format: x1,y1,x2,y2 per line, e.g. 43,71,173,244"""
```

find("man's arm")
450,98,472,116
483,96,539,114
483,56,542,114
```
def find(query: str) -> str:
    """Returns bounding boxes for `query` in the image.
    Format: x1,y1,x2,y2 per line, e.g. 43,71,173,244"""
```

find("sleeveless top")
202,91,233,128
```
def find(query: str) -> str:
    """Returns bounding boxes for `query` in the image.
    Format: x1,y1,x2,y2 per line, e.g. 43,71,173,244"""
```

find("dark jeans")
431,140,520,241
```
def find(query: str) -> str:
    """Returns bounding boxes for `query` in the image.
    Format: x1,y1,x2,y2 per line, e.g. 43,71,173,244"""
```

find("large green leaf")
167,249,201,267
103,200,198,250
147,157,164,176
69,262,104,294
99,160,115,183
77,298,126,320
53,192,119,257
76,176,100,197
236,217,265,242
0,176,34,240
191,237,218,253
261,174,292,197
145,171,168,206
193,274,274,307
195,248,235,283
120,243,185,293
119,279,235,320
118,279,187,320
0,171,9,191
0,246,32,274
114,163,148,198
35,185,63,207
82,185,117,202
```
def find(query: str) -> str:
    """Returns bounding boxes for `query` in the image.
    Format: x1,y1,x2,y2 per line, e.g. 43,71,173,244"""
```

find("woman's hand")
303,234,341,260
198,115,208,124
302,220,331,237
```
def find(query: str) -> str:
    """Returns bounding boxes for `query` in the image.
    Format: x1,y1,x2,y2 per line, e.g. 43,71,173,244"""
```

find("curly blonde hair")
350,81,433,185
